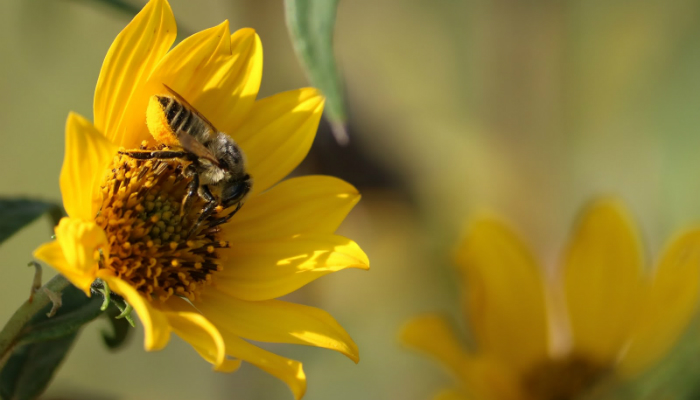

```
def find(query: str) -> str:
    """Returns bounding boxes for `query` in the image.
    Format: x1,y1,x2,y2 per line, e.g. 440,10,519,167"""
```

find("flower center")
95,145,232,303
521,355,608,400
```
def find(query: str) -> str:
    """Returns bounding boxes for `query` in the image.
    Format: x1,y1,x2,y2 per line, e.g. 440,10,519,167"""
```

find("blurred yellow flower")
401,199,700,400
32,0,368,398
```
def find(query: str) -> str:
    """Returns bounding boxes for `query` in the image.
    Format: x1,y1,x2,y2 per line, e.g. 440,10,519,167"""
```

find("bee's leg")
207,202,243,228
187,185,218,237
180,164,198,217
120,150,191,160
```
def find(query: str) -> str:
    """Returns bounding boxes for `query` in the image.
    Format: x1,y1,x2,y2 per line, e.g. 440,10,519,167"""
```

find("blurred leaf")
285,0,349,144
0,285,103,400
0,199,61,246
71,0,141,17
0,333,78,400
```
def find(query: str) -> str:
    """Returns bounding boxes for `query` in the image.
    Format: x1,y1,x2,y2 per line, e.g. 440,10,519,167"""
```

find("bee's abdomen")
159,96,194,135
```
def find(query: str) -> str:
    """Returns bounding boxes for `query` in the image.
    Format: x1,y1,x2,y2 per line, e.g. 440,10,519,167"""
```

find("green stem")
0,274,71,368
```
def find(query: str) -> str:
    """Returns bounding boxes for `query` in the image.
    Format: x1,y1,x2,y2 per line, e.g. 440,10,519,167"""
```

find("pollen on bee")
146,95,181,147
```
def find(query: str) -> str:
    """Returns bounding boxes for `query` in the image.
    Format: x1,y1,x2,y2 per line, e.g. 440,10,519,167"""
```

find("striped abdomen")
157,95,197,137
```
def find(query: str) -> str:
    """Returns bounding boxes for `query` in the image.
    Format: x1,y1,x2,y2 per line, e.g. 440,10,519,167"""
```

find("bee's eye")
221,181,250,207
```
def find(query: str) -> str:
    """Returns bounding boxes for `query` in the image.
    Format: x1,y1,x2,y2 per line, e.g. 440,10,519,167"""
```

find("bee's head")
220,175,252,208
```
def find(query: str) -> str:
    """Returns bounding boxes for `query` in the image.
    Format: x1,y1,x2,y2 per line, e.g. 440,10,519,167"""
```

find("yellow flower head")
401,199,700,400
33,1,369,398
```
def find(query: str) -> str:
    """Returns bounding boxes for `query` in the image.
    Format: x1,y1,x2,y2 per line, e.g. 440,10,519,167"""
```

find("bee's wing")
162,83,219,133
176,130,220,165
162,84,220,165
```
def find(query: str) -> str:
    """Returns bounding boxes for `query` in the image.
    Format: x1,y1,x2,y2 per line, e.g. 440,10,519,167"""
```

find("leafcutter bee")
121,84,252,234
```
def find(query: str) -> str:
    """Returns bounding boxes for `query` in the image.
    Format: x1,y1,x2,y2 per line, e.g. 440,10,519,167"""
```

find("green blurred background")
3,0,700,399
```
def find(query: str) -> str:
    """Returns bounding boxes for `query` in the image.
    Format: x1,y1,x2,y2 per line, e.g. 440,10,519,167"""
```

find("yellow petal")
563,199,645,363
34,240,95,296
192,345,242,373
619,229,700,375
401,314,520,400
199,290,359,362
433,389,471,400
215,234,368,301
454,216,549,372
462,358,521,400
161,304,228,371
163,297,240,372
102,275,171,351
400,314,471,379
224,175,360,242
235,88,324,196
93,0,176,148
219,331,306,399
150,25,262,135
61,112,119,220
34,217,109,295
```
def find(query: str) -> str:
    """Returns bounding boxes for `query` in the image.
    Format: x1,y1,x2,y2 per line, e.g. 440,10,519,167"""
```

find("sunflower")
401,199,700,400
33,0,368,398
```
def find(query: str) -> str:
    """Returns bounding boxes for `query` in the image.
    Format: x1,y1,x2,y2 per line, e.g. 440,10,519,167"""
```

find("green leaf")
285,0,348,144
0,198,62,246
0,333,77,400
17,298,103,346
0,285,103,400
101,303,133,350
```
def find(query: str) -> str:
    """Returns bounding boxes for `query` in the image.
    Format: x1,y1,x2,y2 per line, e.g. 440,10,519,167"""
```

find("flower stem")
0,274,71,369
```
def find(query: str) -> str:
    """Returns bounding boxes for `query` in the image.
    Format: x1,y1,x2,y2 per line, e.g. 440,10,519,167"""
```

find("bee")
121,84,252,234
